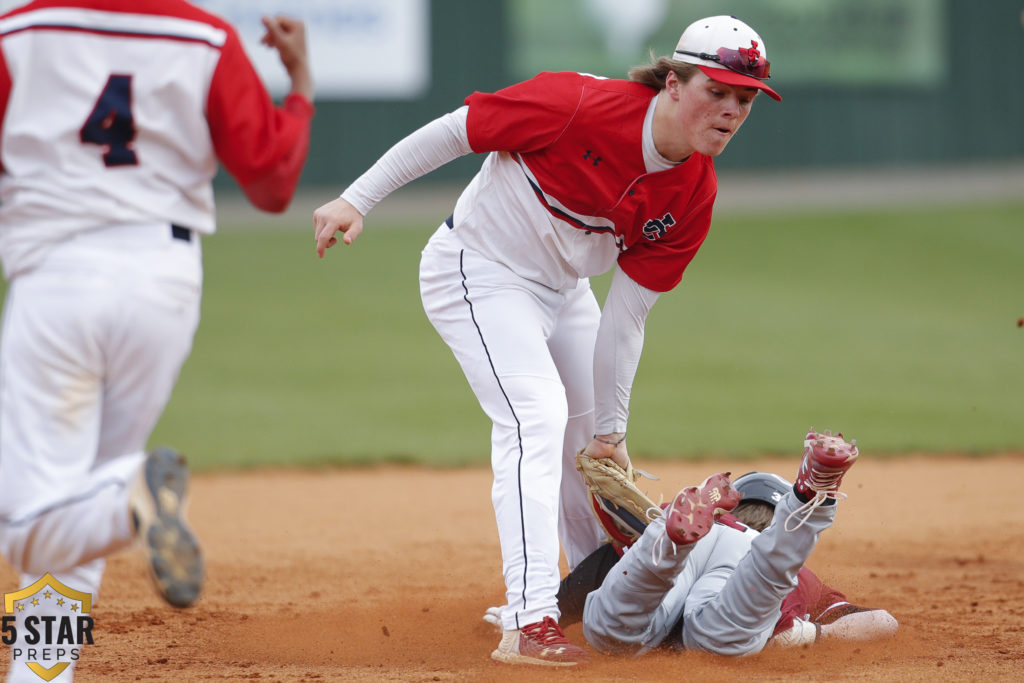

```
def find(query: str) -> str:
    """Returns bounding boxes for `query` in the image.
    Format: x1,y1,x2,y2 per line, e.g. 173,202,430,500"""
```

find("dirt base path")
3,455,1023,681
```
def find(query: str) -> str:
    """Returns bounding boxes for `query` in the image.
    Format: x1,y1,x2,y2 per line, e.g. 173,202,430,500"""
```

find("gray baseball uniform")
583,491,835,656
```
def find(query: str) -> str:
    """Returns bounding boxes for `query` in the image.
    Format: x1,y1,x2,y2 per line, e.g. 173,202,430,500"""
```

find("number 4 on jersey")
80,74,138,167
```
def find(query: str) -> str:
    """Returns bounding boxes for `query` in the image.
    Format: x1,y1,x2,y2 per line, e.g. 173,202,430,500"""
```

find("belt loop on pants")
171,224,192,242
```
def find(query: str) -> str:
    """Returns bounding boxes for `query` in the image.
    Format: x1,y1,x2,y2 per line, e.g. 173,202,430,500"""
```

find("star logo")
3,573,95,682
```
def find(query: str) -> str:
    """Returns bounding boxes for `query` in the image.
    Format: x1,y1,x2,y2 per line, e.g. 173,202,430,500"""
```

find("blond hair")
731,500,775,533
628,54,701,90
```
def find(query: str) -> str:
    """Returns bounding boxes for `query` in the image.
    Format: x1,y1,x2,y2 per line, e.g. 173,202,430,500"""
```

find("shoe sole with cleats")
133,448,204,608
665,472,742,545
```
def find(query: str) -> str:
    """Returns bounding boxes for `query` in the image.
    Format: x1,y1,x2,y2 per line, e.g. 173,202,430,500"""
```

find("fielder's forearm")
341,106,472,215
593,267,659,434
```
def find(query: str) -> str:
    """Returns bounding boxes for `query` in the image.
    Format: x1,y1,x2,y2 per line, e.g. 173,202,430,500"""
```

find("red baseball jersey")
0,0,312,276
464,71,717,292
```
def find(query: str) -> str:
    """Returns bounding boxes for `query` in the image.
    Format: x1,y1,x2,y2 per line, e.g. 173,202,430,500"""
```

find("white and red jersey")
460,71,717,293
0,0,313,277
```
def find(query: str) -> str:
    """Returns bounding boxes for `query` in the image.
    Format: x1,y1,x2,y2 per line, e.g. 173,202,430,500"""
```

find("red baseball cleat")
491,616,588,667
794,429,858,501
786,429,859,531
664,472,742,545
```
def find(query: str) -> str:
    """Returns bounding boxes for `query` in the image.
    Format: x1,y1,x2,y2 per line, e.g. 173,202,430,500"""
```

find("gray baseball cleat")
130,447,204,608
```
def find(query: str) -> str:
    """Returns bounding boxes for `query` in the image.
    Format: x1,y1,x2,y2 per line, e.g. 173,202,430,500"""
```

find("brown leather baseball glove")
575,451,660,548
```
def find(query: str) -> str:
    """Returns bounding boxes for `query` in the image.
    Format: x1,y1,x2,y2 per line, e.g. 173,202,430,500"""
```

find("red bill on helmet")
672,15,782,102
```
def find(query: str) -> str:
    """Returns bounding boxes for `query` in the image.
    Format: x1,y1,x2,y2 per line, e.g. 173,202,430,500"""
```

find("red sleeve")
206,24,313,213
464,71,584,154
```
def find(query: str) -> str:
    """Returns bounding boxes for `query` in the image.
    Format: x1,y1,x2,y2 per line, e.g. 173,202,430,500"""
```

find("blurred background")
198,0,1024,185
164,0,1023,469
4,0,1015,468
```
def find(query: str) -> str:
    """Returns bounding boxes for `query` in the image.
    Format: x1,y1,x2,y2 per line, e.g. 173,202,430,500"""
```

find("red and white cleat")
794,428,859,500
491,616,588,667
787,429,859,531
664,472,742,545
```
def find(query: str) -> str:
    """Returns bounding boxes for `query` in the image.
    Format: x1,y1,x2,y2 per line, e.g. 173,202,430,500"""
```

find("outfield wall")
217,0,1024,190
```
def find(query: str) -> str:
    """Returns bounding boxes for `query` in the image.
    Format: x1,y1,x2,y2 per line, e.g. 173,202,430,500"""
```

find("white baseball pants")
0,224,200,682
419,224,605,630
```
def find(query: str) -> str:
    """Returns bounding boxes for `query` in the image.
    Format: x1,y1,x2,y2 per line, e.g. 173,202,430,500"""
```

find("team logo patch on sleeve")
642,212,675,241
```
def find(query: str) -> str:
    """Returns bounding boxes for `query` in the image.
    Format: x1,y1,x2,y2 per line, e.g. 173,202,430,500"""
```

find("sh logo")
642,213,675,241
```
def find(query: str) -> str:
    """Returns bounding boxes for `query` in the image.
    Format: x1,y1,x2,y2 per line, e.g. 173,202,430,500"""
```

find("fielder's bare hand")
261,15,313,101
314,197,364,257
580,433,631,470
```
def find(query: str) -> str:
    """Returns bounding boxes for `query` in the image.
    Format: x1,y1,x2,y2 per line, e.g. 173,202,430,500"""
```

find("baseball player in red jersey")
0,2,313,681
314,15,779,666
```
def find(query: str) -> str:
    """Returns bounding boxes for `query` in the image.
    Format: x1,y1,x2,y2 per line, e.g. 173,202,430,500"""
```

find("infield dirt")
2,455,1023,681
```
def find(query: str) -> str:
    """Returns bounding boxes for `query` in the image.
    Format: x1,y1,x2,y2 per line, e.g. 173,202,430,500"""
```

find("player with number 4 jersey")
0,2,313,681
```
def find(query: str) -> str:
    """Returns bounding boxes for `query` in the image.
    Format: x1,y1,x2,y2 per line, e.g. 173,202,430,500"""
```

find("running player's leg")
1,243,200,681
0,244,199,576
0,271,132,574
547,278,605,570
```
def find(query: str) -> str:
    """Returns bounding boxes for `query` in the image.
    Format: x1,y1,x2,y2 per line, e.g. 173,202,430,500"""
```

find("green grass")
150,221,486,469
627,202,1023,460
36,201,1024,469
